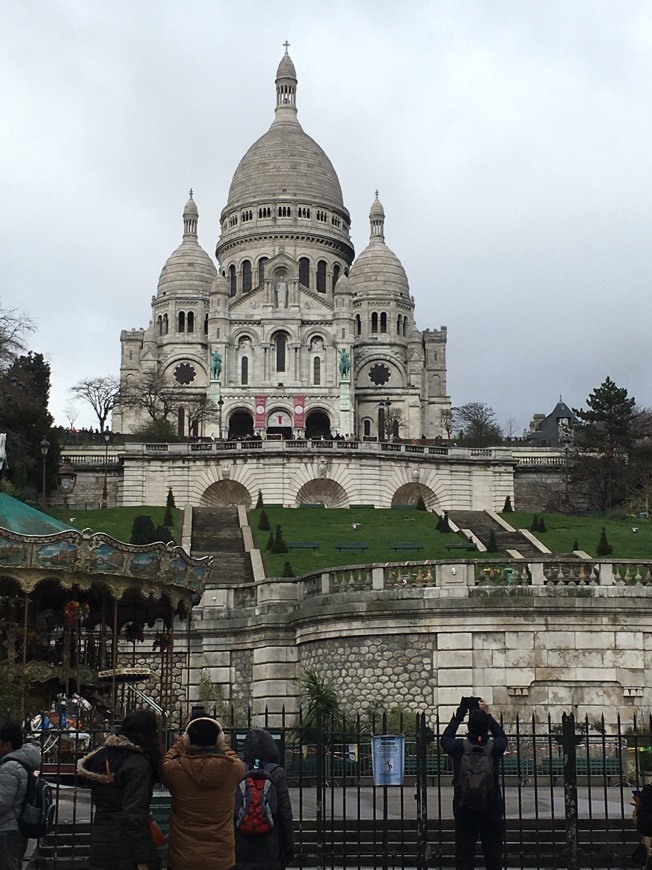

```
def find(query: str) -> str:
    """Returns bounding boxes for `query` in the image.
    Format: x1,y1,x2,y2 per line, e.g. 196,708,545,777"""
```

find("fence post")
315,709,325,869
561,712,580,870
415,712,430,870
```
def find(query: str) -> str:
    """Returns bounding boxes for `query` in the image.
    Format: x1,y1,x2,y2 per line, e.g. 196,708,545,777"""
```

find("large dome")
223,49,346,213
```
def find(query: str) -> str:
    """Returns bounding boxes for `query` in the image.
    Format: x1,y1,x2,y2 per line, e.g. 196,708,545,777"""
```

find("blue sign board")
371,734,405,786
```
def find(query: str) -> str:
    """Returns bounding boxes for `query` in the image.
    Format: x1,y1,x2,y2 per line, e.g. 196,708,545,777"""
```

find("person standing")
77,709,162,870
235,727,294,870
162,715,245,870
440,698,507,870
0,721,41,869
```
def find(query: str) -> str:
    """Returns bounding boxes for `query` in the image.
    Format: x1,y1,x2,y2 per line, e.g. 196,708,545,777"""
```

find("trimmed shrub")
258,509,271,531
266,533,274,552
539,516,547,533
255,490,264,509
155,524,174,544
273,524,288,554
130,515,156,545
573,539,579,551
596,528,613,556
282,561,295,577
503,496,513,512
487,529,498,552
415,496,426,511
166,488,176,510
530,515,539,533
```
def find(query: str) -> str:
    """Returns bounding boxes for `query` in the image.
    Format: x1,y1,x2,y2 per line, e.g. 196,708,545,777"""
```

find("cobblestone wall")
231,649,254,708
300,635,433,714
117,648,186,717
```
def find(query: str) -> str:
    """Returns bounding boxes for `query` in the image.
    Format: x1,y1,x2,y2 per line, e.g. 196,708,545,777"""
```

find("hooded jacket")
0,742,41,835
161,720,245,870
77,733,160,869
235,728,295,870
440,712,508,808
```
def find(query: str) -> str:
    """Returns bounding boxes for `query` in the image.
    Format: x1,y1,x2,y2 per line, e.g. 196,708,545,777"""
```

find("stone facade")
113,49,450,443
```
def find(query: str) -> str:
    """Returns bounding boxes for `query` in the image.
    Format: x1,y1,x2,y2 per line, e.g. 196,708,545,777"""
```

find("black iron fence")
30,710,652,869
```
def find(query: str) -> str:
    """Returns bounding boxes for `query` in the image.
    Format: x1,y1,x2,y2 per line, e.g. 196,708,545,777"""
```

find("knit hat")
184,716,224,748
467,709,489,739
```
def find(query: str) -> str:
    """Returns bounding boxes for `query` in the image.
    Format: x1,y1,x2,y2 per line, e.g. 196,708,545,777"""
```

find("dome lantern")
370,190,385,242
275,41,298,119
183,189,199,239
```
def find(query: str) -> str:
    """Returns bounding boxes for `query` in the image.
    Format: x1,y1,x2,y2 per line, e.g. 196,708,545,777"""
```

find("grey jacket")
0,742,41,835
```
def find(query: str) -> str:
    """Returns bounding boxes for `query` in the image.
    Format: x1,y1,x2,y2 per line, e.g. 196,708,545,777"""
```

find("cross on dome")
283,40,290,54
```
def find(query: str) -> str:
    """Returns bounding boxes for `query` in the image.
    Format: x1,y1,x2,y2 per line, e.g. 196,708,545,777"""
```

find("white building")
114,48,450,442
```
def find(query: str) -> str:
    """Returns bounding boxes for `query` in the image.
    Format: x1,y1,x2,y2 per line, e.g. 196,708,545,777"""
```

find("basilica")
113,48,450,442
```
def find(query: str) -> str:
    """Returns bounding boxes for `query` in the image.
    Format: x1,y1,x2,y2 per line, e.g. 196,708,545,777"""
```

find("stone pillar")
251,645,299,724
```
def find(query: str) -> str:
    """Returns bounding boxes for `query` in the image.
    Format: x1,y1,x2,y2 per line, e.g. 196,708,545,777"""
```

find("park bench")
287,541,320,551
539,756,624,782
335,541,368,552
390,541,424,552
299,503,325,508
445,542,477,551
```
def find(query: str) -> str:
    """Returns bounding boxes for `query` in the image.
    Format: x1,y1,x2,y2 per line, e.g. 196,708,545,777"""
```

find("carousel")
0,491,210,759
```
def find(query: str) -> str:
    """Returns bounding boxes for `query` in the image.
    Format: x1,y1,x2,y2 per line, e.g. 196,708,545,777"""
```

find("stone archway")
200,480,252,507
305,410,331,440
391,483,437,509
296,479,349,508
228,411,254,440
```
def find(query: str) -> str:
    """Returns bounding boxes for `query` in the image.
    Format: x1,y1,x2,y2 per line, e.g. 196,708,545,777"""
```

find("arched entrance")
296,479,349,508
391,483,437,509
305,410,332,440
200,480,252,508
267,409,292,440
228,411,254,440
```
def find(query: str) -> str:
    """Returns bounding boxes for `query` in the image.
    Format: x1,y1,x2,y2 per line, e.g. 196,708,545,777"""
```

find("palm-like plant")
296,668,341,732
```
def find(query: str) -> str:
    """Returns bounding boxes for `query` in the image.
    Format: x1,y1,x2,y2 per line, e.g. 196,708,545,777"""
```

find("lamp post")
217,397,224,440
58,461,78,510
101,431,110,509
40,437,50,508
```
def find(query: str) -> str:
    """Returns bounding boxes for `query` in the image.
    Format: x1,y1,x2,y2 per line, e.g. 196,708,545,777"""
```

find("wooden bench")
445,542,477,551
390,541,424,552
287,541,320,550
299,503,325,509
335,541,368,552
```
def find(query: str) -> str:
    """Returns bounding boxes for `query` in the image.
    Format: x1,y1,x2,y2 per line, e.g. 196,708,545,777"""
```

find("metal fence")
30,710,652,869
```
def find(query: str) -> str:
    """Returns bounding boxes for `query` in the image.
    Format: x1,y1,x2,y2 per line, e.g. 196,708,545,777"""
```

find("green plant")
415,496,426,511
573,539,579,551
130,515,156,544
265,532,274,552
530,515,539,533
154,524,174,544
296,668,342,731
255,490,264,509
163,488,176,526
197,668,229,720
282,561,295,577
487,529,498,552
539,516,547,533
273,523,288,554
596,527,613,556
258,509,271,531
503,496,513,512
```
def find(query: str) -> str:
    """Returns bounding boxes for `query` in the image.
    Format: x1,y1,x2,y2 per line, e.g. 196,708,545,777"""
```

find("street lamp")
40,437,50,508
217,397,224,440
101,431,110,509
58,461,78,510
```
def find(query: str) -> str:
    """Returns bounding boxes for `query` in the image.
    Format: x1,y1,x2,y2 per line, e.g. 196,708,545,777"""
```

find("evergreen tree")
266,532,274,552
530,515,539,533
163,488,175,526
155,524,174,544
572,539,579,551
596,527,613,556
167,488,176,509
438,511,451,533
503,495,513,512
258,509,271,531
539,516,547,533
487,529,498,552
415,496,426,511
130,515,157,544
282,561,295,577
255,489,264,509
273,523,288,554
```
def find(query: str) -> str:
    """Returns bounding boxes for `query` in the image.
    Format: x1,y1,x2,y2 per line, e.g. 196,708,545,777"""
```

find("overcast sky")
2,0,651,435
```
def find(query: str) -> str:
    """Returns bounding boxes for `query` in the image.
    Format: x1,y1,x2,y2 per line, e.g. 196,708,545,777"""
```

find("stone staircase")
191,507,254,585
447,510,546,559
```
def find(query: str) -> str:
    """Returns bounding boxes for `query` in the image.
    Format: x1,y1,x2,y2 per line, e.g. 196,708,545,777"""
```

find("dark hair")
186,718,221,747
0,721,23,750
120,709,161,770
467,709,489,738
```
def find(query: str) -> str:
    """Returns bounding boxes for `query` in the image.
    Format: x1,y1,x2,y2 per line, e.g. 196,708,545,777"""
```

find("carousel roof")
0,493,74,536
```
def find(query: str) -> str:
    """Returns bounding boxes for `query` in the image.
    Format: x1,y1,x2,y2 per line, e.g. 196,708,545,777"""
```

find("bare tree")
441,408,454,440
453,402,503,447
63,403,80,429
70,376,120,432
0,306,34,370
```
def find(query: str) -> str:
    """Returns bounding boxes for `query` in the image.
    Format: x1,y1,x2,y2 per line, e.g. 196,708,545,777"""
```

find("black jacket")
77,734,161,870
235,728,295,870
440,712,508,809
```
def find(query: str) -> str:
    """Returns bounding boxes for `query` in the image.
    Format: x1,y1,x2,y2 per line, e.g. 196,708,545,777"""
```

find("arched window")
163,313,169,335
242,260,252,293
316,260,327,293
363,418,371,437
355,314,362,336
229,265,237,297
380,312,387,333
204,313,208,335
177,406,185,437
403,318,407,337
397,315,402,334
275,334,287,372
178,311,185,333
258,257,268,286
241,356,249,386
313,357,321,385
157,315,163,336
187,311,195,333
371,312,378,334
299,257,310,288
332,263,341,291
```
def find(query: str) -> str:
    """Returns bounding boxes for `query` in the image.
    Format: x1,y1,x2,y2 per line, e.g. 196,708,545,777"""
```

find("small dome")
369,191,385,220
276,52,297,80
157,195,216,297
184,190,198,217
348,195,409,297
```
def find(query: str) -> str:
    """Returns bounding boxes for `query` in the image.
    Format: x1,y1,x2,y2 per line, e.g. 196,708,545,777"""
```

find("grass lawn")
47,506,183,545
502,511,652,559
249,507,479,576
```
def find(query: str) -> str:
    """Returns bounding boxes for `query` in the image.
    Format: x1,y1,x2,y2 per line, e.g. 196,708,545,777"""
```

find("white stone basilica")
113,48,450,442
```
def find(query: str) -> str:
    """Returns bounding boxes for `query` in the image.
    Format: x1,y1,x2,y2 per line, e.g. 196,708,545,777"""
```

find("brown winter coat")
162,735,245,870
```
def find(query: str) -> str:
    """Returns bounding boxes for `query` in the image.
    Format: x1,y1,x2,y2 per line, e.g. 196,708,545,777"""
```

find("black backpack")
235,761,278,836
459,739,494,811
2,757,55,838
637,784,652,836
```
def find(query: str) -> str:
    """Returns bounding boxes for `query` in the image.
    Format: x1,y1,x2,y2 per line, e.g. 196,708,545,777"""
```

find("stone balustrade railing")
206,557,652,611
